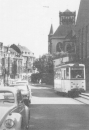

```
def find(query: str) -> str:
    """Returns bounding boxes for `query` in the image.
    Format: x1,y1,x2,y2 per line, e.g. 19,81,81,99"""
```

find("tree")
33,54,53,74
33,54,54,85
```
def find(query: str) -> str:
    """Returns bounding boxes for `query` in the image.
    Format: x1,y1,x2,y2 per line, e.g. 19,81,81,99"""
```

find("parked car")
10,81,32,103
0,87,30,130
8,79,18,86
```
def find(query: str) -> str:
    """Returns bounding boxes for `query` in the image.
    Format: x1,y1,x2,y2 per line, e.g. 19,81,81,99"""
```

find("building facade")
0,43,35,85
17,44,35,73
75,0,89,91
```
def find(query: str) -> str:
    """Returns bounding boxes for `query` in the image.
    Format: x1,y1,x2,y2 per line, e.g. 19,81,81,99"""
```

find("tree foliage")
32,54,54,85
33,54,54,74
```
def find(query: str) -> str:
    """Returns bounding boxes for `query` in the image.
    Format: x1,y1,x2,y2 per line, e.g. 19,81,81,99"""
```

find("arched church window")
56,42,63,52
66,44,72,53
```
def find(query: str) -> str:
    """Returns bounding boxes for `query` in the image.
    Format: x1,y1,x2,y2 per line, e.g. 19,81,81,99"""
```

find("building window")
65,43,75,53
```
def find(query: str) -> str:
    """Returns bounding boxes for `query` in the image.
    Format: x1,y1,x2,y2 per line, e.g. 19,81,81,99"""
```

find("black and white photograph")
0,0,89,130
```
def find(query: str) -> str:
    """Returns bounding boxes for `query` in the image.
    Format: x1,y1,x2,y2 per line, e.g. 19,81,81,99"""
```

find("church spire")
49,24,53,35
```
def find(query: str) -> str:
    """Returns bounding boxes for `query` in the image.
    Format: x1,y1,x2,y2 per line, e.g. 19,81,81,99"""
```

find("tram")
54,63,86,96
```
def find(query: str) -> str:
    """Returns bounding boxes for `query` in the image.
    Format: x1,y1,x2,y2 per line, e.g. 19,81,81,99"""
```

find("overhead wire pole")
43,5,52,23
43,5,53,54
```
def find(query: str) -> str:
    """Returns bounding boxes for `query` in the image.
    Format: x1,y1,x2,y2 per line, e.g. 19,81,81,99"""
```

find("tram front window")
71,69,84,79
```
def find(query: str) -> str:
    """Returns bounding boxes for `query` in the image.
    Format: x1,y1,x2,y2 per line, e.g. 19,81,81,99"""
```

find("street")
29,85,89,130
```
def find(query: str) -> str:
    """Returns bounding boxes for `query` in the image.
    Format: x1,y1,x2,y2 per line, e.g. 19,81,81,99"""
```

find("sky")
0,0,80,57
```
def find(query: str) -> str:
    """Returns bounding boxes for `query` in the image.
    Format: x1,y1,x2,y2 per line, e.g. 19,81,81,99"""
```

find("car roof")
0,86,19,94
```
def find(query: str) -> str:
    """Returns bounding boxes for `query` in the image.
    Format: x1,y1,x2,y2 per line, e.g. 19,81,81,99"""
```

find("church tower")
48,9,76,55
48,24,53,54
59,9,76,25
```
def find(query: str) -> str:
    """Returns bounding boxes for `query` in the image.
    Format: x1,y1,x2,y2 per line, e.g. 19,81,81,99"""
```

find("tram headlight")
76,85,79,88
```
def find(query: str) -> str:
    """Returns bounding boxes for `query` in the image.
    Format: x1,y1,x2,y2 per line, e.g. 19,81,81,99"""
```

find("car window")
0,91,15,103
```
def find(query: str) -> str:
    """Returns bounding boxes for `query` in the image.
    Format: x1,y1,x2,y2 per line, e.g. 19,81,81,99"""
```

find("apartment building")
0,43,35,83
17,44,35,73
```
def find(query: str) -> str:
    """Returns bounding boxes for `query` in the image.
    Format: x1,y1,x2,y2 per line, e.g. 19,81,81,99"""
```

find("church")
48,0,89,91
48,9,76,56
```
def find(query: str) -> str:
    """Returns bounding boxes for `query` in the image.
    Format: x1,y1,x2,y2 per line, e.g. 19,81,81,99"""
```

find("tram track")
74,93,89,104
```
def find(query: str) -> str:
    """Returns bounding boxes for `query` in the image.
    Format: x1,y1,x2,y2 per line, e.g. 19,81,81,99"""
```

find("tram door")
61,68,66,92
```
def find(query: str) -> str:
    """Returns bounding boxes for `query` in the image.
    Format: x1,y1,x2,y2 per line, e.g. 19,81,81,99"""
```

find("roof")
18,45,31,53
53,24,75,38
49,24,53,35
9,48,18,53
59,9,76,16
55,63,85,68
17,44,34,57
65,9,71,12
0,87,18,94
10,44,21,54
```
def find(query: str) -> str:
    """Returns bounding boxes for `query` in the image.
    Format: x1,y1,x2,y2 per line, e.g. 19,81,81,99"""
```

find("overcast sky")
0,0,80,57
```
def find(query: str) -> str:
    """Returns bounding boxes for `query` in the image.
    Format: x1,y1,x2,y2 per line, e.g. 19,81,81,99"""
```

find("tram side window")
54,71,59,79
58,71,61,79
66,67,69,79
54,69,61,79
61,69,64,79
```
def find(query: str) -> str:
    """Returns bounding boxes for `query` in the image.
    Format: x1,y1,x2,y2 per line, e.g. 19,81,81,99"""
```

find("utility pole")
7,47,10,85
3,53,5,86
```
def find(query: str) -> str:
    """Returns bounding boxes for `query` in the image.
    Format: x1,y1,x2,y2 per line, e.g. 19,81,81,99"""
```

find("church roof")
76,0,89,29
59,9,76,16
65,9,71,12
52,24,75,38
49,24,53,35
